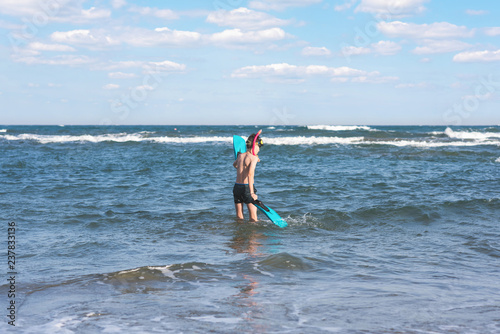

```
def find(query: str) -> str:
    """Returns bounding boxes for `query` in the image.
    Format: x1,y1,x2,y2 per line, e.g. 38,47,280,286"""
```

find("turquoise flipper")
233,135,246,160
253,200,288,228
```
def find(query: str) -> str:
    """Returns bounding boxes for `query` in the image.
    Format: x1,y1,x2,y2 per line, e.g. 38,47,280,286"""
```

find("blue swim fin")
252,200,287,228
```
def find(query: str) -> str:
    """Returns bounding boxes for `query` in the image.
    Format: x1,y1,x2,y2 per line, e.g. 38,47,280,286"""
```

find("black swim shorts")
233,183,257,204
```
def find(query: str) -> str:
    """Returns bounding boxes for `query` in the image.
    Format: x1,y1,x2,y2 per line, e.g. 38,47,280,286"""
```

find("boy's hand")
251,193,258,201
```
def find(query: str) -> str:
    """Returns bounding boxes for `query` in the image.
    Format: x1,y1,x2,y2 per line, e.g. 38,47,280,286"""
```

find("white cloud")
51,29,119,48
50,27,202,48
355,0,429,18
135,85,154,91
370,40,401,55
231,63,363,78
208,28,288,45
108,72,137,79
96,60,186,73
377,21,474,39
51,6,111,24
48,23,293,50
334,0,358,11
453,50,500,63
351,75,398,84
230,63,395,84
248,0,322,11
341,46,371,56
28,42,76,52
206,7,291,30
103,84,120,90
111,0,127,9
128,6,179,20
0,0,110,23
412,39,471,54
0,18,23,30
462,92,492,101
13,54,94,66
301,46,331,56
146,60,187,73
465,9,488,16
395,82,429,89
76,7,111,21
125,27,202,47
341,40,400,56
484,27,500,36
98,61,145,71
0,0,59,16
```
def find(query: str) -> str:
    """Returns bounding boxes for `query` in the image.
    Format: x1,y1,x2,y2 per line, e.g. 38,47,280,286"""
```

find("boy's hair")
246,133,258,149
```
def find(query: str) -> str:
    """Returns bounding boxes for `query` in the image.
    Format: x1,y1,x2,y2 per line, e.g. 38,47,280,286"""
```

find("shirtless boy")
233,131,264,222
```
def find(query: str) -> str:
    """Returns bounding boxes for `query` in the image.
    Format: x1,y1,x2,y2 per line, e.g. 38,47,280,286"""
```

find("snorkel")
252,129,262,156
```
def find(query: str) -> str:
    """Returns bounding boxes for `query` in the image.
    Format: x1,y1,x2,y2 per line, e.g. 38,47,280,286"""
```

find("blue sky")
0,0,499,125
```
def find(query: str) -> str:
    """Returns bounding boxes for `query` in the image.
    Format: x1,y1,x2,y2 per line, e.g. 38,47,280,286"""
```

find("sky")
0,0,499,125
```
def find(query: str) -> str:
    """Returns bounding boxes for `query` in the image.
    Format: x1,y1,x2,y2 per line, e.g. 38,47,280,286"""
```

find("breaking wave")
307,125,371,131
2,127,500,147
444,127,500,140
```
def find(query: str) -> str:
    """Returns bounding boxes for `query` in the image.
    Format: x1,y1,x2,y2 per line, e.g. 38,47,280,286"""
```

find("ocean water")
1,125,499,333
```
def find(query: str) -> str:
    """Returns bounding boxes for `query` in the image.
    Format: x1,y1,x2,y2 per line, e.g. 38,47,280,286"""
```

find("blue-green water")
1,125,499,333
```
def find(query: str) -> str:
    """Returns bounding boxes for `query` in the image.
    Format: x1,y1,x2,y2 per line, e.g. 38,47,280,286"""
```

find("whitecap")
268,136,500,147
148,265,176,279
445,127,500,140
266,136,364,145
0,129,6,133
307,125,371,131
496,157,500,163
2,132,499,147
189,315,242,324
0,133,232,144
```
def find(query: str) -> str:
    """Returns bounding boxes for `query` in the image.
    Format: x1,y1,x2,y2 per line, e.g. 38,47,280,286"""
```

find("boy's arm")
233,152,240,169
248,158,258,200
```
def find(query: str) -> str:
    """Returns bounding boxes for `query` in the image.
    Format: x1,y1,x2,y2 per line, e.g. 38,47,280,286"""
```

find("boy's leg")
235,203,244,219
247,203,258,222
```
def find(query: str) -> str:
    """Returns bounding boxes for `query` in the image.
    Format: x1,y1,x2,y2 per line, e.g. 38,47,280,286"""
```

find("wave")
0,129,6,133
307,125,371,131
267,136,500,147
445,127,500,140
267,136,364,145
2,132,500,147
496,157,500,163
0,133,232,144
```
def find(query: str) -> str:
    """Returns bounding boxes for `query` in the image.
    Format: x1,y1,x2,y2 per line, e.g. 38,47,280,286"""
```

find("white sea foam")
372,140,500,148
1,132,499,147
266,136,364,145
0,133,232,144
189,315,242,324
445,127,500,140
21,316,80,333
496,157,500,163
148,265,176,279
267,136,500,147
0,129,7,133
307,125,371,131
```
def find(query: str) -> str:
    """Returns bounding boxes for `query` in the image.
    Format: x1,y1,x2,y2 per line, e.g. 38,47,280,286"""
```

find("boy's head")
246,131,264,155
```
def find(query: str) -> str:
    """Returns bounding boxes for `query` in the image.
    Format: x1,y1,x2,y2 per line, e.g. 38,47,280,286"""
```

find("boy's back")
234,152,258,184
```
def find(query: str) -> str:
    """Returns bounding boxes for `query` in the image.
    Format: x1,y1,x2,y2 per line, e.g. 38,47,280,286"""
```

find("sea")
1,125,499,334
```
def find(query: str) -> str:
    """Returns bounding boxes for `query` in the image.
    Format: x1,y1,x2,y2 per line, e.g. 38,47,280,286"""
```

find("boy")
233,131,264,222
